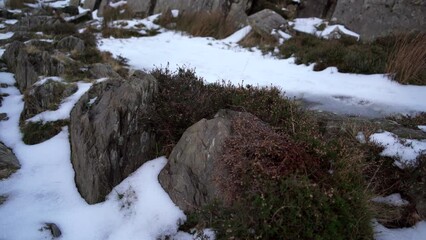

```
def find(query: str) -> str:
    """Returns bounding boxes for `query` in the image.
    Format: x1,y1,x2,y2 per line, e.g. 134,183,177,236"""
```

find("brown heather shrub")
157,10,238,39
386,33,426,85
216,115,323,203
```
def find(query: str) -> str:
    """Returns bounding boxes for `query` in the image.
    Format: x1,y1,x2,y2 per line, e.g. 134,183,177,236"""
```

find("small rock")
0,142,20,179
0,113,8,121
44,223,62,238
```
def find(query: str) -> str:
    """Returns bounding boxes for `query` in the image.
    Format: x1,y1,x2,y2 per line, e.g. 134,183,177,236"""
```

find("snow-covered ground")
1,5,426,240
98,17,426,118
0,72,205,240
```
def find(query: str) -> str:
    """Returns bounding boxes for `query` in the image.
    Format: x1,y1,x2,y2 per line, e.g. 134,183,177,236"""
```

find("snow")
109,0,127,8
372,193,409,207
99,31,426,117
222,26,252,43
320,25,360,40
292,17,323,34
0,32,13,40
292,18,359,40
34,76,64,86
0,72,16,85
369,131,426,169
5,19,18,25
39,0,69,8
374,221,426,240
356,132,367,144
171,9,179,18
0,73,188,240
419,126,426,132
26,82,92,123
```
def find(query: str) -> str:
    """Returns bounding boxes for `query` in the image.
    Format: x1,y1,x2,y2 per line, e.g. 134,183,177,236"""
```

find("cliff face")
332,0,426,40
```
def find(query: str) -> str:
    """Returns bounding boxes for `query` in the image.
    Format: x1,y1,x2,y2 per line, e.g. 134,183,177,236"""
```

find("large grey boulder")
2,41,38,92
159,109,253,212
127,0,152,16
70,71,158,204
11,15,62,32
83,0,98,10
247,9,289,39
70,0,81,7
332,0,426,41
21,79,78,120
0,142,20,179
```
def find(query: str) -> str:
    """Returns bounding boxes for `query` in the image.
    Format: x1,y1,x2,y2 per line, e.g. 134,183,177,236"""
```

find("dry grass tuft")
386,33,426,85
8,0,36,9
238,30,278,51
157,10,238,39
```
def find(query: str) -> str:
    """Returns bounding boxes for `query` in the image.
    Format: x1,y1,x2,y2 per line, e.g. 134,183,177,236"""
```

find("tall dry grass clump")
158,10,238,39
386,33,426,85
8,0,36,9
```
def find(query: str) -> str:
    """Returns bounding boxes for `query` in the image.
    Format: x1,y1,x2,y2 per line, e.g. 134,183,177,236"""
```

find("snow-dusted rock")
247,9,290,39
21,79,78,121
70,71,158,204
2,41,38,92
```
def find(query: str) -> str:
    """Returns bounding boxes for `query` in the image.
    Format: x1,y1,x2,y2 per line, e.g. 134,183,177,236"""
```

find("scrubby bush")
101,27,143,38
150,68,309,155
41,23,77,36
279,33,390,74
21,120,68,145
150,68,374,239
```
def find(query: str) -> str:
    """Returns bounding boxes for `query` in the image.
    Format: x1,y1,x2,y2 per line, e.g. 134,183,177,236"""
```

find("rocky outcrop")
0,142,20,179
83,0,98,11
70,71,158,204
56,36,85,53
332,0,426,41
10,15,62,32
70,0,81,7
2,41,66,92
159,109,253,212
21,79,77,120
2,41,38,92
247,9,289,39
